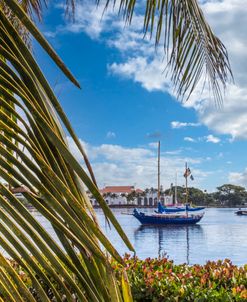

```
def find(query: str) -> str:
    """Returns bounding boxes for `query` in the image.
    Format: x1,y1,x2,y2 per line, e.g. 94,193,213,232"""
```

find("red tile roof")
101,186,134,194
100,186,143,194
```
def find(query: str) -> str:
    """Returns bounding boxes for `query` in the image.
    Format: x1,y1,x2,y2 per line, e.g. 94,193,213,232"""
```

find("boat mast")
185,162,188,204
157,141,160,201
175,172,178,205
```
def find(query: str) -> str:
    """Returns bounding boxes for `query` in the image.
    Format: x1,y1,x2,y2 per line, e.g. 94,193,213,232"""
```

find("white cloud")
106,131,116,139
205,135,221,144
184,135,221,144
229,168,247,187
146,131,161,139
63,2,117,39
57,1,172,92
67,137,208,189
184,137,196,142
171,121,200,129
185,0,247,140
148,142,159,149
217,152,224,158
165,150,182,155
55,0,247,140
192,85,247,140
108,55,171,92
44,31,57,38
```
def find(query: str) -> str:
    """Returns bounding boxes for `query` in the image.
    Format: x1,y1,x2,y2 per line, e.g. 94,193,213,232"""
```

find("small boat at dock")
235,210,247,216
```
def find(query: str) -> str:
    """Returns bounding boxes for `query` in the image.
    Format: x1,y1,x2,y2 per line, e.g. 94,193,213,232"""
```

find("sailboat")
157,164,205,213
132,142,204,225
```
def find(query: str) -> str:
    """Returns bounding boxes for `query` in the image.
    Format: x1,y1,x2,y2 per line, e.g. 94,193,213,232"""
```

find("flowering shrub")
6,256,247,301
113,255,247,301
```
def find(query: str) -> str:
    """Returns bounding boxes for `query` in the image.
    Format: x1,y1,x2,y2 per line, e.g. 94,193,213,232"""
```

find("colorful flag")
183,167,191,177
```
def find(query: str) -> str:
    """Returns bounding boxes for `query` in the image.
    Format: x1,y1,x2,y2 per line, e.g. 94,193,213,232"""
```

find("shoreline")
93,204,246,209
23,204,246,210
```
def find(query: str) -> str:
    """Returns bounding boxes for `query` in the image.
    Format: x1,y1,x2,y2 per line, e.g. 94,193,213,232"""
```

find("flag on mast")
183,167,191,177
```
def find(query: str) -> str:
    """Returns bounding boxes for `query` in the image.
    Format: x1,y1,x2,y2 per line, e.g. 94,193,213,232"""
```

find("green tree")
187,187,205,205
126,191,137,203
215,184,247,206
203,192,217,206
165,185,185,204
110,193,118,200
165,186,210,205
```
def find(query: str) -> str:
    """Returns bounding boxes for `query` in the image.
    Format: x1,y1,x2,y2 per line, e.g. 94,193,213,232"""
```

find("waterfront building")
90,185,173,206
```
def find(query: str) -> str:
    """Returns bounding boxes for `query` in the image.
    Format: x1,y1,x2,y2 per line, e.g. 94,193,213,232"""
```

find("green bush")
6,256,247,301
113,255,247,301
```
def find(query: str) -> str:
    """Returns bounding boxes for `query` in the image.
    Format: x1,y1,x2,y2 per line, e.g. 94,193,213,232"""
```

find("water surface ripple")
1,208,247,265
98,207,247,265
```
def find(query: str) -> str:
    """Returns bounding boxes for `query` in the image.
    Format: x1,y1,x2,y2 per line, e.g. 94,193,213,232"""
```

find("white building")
91,186,136,206
90,186,173,206
139,191,173,207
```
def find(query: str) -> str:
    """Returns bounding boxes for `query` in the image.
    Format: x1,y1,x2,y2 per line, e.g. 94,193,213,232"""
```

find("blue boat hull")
158,202,205,213
133,210,203,225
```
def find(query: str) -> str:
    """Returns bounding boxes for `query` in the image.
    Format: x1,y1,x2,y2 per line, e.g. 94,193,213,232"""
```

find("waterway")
96,207,247,265
2,207,247,265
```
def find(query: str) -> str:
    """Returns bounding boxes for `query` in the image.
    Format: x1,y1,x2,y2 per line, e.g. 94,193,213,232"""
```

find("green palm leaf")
0,0,233,300
0,1,134,301
5,0,232,103
101,0,233,103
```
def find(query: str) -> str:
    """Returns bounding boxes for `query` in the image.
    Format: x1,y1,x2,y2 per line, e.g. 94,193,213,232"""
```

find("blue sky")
34,0,247,192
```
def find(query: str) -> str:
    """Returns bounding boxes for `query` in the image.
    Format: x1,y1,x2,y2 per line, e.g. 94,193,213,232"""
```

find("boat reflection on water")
134,225,203,265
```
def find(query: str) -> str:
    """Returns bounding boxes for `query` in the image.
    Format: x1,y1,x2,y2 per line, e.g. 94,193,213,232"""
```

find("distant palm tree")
145,188,150,194
111,193,118,199
150,187,155,196
105,192,112,198
126,191,136,202
141,191,146,198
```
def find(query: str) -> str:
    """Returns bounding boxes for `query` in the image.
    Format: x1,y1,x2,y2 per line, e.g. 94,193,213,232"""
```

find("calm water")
96,208,247,265
2,208,247,265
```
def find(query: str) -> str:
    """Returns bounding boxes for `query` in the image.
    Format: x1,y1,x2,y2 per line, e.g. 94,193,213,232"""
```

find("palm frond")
5,0,232,103
0,1,133,301
100,0,233,104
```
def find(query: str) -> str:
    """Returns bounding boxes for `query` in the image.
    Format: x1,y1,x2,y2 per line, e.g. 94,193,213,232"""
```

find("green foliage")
164,186,207,205
127,191,138,202
7,256,247,301
163,184,247,207
215,185,247,206
101,0,233,104
0,0,235,300
113,256,247,302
